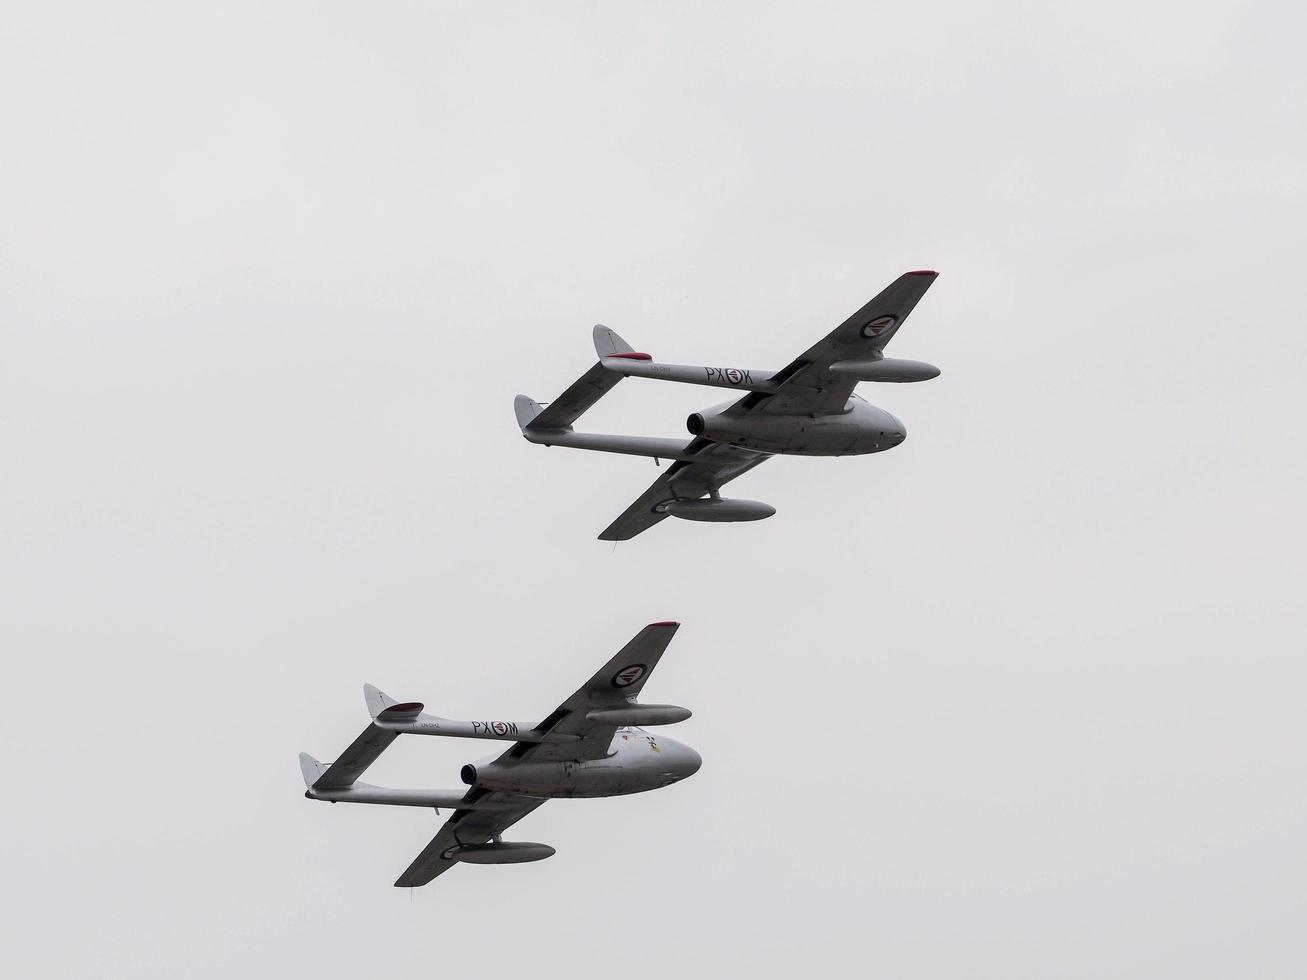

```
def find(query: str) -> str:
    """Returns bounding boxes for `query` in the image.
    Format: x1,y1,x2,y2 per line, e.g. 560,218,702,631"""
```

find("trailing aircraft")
299,622,699,887
516,270,941,539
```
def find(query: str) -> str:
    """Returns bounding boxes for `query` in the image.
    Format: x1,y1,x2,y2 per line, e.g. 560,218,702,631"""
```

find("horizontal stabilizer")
527,363,624,430
308,693,413,791
309,727,398,791
525,324,635,430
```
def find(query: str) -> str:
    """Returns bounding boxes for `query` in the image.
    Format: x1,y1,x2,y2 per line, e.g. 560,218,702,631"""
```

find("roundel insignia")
612,663,646,688
491,721,508,736
725,368,743,384
861,314,897,338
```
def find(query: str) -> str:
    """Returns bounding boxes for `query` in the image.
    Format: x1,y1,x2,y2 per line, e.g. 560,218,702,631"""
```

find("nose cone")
887,412,907,445
872,406,906,448
677,743,702,780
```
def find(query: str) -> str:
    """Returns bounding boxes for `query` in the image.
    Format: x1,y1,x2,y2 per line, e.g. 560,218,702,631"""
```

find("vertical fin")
363,683,399,719
298,752,329,788
593,324,635,358
514,394,546,431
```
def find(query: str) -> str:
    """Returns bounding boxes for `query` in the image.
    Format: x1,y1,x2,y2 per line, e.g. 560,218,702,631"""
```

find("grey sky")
3,2,1305,977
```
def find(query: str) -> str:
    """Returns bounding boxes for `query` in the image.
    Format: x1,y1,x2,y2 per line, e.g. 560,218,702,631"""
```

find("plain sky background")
4,2,1306,977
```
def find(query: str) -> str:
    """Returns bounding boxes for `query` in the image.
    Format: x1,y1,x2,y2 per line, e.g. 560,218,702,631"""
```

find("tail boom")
600,357,778,393
519,427,699,461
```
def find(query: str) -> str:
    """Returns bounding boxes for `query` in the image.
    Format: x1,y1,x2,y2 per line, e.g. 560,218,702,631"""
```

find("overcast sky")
4,2,1306,977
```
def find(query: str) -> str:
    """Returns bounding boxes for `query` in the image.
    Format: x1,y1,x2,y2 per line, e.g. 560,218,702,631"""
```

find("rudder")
593,324,635,358
514,394,546,431
298,752,329,789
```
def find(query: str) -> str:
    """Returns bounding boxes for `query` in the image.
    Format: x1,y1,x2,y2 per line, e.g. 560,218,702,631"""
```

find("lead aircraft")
516,270,941,539
299,622,700,887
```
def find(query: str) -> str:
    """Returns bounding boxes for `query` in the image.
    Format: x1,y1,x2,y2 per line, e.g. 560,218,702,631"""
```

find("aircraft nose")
679,744,702,779
882,410,907,446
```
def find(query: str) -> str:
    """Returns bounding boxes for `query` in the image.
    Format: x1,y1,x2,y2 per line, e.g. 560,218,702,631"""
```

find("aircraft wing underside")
743,270,939,416
395,789,545,887
598,438,772,541
518,621,680,758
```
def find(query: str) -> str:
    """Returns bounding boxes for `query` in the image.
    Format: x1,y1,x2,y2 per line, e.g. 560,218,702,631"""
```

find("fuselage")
688,393,907,456
463,728,702,799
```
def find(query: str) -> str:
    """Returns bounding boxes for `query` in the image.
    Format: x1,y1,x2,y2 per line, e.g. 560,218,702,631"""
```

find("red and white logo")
861,315,897,338
612,664,647,688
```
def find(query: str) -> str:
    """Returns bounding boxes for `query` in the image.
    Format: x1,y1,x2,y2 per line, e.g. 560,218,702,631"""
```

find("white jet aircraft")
515,270,941,539
299,622,700,887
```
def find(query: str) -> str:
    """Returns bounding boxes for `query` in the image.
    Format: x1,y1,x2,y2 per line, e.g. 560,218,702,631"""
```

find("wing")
394,788,545,887
755,270,939,415
395,623,684,886
518,621,681,760
598,438,772,541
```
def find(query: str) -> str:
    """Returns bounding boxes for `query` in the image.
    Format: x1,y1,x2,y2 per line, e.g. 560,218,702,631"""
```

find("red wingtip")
907,269,937,276
650,621,680,628
607,352,653,361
